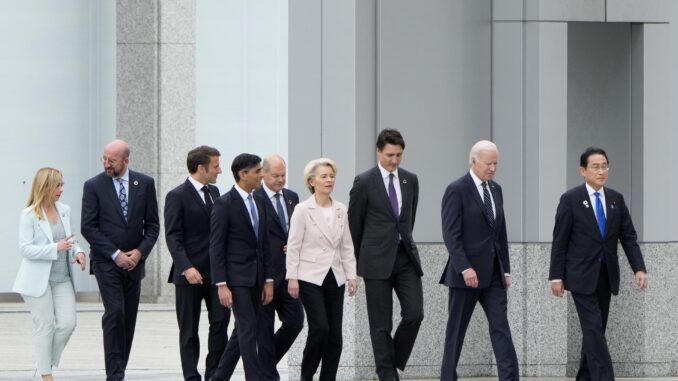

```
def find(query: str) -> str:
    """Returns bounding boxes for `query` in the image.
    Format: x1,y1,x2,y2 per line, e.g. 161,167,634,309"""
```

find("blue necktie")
594,192,606,237
482,182,495,228
274,193,288,234
247,194,259,239
117,178,128,220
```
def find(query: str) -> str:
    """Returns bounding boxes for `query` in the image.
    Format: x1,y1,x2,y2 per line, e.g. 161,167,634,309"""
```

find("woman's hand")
71,252,86,271
57,235,74,252
288,279,300,299
347,279,358,297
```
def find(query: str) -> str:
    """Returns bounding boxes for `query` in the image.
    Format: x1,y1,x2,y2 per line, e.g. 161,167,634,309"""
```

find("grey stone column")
117,0,196,302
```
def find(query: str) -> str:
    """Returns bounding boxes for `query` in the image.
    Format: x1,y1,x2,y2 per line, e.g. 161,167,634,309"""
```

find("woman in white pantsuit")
12,167,87,381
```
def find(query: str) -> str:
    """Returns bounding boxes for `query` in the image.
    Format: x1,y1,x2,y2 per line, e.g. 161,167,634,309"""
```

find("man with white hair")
439,140,519,381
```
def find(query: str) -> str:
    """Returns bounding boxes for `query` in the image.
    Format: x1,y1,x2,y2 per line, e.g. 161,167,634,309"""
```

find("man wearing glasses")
549,147,648,381
81,139,159,381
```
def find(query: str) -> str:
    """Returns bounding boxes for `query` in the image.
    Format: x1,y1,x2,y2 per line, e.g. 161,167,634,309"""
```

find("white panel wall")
0,1,115,294
196,0,288,192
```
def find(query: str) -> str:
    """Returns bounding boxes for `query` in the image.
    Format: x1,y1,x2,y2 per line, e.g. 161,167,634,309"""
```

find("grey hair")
469,140,498,165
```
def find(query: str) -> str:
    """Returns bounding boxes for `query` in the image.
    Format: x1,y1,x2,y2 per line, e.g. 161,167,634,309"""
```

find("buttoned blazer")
164,179,220,285
439,173,510,289
549,184,646,295
286,195,357,286
81,170,160,279
13,202,84,297
209,186,272,288
255,187,299,286
348,166,422,279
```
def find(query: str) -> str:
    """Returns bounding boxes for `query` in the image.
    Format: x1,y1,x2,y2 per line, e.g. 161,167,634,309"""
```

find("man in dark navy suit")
215,154,304,380
439,140,518,381
165,146,231,381
81,139,159,381
549,147,648,381
348,129,423,381
209,153,274,381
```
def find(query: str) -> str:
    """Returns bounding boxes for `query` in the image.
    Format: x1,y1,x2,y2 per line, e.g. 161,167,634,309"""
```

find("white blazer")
12,202,84,297
286,195,357,286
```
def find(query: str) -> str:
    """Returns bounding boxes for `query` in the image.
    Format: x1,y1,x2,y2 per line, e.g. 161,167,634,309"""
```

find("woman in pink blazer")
287,158,358,381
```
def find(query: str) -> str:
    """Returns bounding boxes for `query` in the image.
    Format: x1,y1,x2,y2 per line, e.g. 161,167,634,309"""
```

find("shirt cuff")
265,278,274,283
504,273,510,277
216,282,227,287
461,268,471,274
111,250,120,261
550,279,563,283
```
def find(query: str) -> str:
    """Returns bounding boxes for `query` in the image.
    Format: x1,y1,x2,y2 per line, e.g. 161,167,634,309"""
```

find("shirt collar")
115,169,130,183
469,169,485,188
585,183,605,197
234,184,252,201
188,176,207,193
262,182,280,199
378,162,399,180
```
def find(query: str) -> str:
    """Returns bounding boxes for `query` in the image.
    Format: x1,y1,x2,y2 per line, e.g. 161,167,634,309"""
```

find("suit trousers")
23,280,77,375
572,263,614,381
364,244,424,381
211,285,269,381
93,263,142,381
299,271,345,381
213,278,305,381
440,257,519,381
175,282,230,381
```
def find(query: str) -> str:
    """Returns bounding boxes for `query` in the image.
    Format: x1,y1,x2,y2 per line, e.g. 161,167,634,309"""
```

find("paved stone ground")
0,303,674,381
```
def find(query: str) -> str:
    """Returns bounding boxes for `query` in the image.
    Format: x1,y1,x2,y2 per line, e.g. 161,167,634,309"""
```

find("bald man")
211,154,303,381
81,139,159,381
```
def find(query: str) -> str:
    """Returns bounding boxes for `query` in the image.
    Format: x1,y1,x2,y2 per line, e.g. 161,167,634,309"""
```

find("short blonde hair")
303,158,337,193
27,167,63,220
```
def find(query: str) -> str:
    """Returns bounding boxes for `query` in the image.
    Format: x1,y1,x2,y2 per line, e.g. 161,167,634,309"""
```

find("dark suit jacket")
549,184,646,295
255,187,299,287
164,179,220,285
81,170,160,280
209,186,272,288
439,172,510,289
348,166,422,279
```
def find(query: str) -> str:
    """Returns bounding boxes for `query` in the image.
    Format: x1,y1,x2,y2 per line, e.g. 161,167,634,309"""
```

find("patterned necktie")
117,178,128,220
274,193,288,234
594,192,606,237
481,182,495,228
388,173,399,218
247,194,259,239
201,185,213,209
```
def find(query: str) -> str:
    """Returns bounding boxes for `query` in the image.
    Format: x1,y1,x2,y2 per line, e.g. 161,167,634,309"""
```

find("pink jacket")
286,195,357,286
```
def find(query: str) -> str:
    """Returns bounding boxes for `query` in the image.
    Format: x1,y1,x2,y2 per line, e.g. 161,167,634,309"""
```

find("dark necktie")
117,178,128,220
481,181,495,228
247,194,259,239
274,193,288,234
201,185,213,209
388,173,399,219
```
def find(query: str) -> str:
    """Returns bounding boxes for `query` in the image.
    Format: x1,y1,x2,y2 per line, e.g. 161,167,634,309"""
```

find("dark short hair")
231,153,262,182
187,146,220,174
579,147,609,167
376,129,406,150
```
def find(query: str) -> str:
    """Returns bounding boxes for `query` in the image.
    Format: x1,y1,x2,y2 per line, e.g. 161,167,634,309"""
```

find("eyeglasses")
588,164,610,172
101,156,119,165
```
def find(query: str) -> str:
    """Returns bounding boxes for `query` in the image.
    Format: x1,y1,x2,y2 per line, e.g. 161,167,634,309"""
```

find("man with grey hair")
439,140,519,381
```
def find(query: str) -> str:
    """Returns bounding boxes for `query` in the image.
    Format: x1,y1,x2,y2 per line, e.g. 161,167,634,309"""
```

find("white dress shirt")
469,169,496,219
111,169,130,261
188,176,212,204
378,162,402,215
262,183,289,231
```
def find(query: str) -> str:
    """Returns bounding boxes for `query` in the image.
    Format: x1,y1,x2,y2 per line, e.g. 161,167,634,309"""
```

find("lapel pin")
583,200,589,208
288,199,293,205
610,202,615,209
133,180,139,186
402,179,407,184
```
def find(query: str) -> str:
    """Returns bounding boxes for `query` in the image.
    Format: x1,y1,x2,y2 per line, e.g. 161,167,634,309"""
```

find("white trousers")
22,280,77,375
